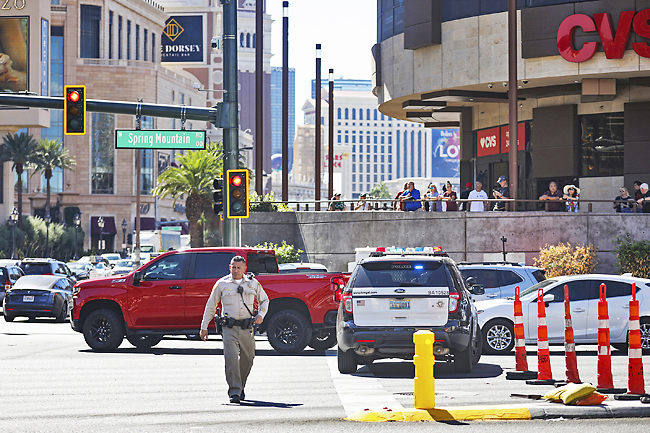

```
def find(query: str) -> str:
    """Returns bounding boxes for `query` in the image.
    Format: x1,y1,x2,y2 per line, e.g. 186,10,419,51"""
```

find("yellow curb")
346,406,532,422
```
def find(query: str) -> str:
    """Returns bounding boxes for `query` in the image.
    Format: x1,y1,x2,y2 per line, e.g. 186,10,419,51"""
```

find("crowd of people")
327,179,650,213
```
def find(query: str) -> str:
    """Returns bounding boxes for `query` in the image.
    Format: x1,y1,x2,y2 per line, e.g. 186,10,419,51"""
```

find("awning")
91,216,117,235
137,217,156,231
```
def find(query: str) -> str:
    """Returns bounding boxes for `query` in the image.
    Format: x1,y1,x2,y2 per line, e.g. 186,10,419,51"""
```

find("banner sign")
161,15,205,64
115,130,206,150
500,122,526,153
476,127,500,157
431,128,460,178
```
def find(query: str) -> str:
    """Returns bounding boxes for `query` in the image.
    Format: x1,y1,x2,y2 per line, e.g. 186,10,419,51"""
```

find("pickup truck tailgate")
351,286,449,327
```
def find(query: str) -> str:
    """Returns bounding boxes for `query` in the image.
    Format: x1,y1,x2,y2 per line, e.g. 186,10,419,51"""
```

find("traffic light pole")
221,0,240,247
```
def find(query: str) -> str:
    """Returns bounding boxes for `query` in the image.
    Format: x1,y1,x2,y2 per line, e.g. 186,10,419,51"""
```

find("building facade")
270,66,295,169
373,0,650,212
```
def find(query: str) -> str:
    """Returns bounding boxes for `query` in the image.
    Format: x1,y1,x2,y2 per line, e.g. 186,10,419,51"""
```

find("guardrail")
250,198,645,213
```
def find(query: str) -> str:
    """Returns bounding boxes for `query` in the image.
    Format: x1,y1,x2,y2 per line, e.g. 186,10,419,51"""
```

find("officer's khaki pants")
222,326,255,397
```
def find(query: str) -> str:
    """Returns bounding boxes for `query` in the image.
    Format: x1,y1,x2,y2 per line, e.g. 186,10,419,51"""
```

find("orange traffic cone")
506,286,537,380
563,284,581,384
526,288,556,385
615,283,648,400
597,283,626,394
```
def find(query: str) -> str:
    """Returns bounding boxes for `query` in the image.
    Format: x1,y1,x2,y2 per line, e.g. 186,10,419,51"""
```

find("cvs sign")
557,9,650,63
476,127,500,157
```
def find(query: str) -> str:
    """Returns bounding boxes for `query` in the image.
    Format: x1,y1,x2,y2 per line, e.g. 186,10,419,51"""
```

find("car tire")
308,329,337,350
266,309,312,354
83,309,125,351
126,334,164,349
481,319,515,355
337,346,358,374
4,314,14,322
453,343,473,373
55,302,68,323
641,318,650,355
471,323,482,364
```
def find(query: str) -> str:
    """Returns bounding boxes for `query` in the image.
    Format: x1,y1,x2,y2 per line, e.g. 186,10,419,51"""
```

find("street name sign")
115,130,206,150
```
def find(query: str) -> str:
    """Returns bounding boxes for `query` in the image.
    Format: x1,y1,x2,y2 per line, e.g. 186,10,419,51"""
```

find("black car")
0,265,24,304
66,262,93,280
3,275,74,322
19,258,76,284
336,252,484,374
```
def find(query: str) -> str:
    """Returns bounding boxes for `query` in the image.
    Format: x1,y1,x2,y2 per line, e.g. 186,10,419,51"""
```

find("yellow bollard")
413,330,435,409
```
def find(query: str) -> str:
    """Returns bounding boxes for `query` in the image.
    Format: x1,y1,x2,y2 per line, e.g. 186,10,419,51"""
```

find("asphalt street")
2,317,650,432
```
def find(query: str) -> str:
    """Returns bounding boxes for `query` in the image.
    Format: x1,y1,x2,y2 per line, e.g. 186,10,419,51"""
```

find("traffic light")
213,178,224,215
64,85,86,135
226,169,249,219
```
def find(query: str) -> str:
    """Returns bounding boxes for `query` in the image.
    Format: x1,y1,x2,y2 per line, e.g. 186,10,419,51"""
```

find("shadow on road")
357,360,503,379
228,400,303,408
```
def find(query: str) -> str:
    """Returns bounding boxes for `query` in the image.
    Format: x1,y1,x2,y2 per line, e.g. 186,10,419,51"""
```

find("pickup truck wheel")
126,334,164,349
308,329,337,350
337,346,358,374
453,343,473,373
266,309,312,354
55,302,67,323
83,309,125,351
481,319,515,355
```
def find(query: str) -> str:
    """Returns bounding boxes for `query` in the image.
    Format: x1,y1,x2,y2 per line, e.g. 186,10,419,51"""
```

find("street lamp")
73,212,81,260
8,207,18,260
44,211,51,258
501,236,508,262
98,216,105,254
121,218,127,258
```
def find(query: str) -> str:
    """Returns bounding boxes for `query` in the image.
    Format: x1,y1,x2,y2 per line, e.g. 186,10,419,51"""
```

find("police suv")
336,249,485,374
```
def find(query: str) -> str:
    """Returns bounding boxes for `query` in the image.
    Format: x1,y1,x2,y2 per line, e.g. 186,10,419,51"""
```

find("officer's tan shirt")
200,273,269,330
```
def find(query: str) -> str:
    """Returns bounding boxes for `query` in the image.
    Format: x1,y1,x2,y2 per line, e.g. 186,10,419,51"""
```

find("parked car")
101,253,122,268
0,265,25,304
476,274,650,355
112,259,135,275
67,262,93,281
278,262,328,273
336,251,485,374
458,262,546,302
3,275,74,322
91,262,113,278
19,258,76,284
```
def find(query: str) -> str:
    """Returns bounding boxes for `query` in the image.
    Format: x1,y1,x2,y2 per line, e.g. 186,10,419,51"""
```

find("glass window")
579,113,624,177
151,33,155,62
498,270,524,286
602,280,633,298
108,11,113,59
246,252,279,273
144,29,148,62
353,260,449,288
545,280,594,303
143,254,187,281
127,20,131,60
532,269,546,282
359,109,363,120
80,5,101,58
459,269,498,288
91,113,115,194
118,16,122,59
352,108,356,120
337,108,341,119
345,108,349,120
136,24,140,60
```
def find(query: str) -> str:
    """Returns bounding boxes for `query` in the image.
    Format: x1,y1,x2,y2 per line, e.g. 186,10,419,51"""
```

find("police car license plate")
390,299,410,310
23,295,34,302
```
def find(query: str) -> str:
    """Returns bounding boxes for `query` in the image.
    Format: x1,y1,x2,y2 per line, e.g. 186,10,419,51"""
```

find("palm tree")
34,139,76,213
0,132,40,225
152,148,220,247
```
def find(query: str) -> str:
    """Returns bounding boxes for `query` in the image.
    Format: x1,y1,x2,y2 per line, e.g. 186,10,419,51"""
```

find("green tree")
34,139,76,213
249,241,303,264
370,181,391,199
0,132,40,226
612,233,650,279
152,148,220,248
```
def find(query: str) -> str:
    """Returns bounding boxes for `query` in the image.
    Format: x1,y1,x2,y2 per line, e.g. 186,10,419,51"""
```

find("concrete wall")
241,211,650,274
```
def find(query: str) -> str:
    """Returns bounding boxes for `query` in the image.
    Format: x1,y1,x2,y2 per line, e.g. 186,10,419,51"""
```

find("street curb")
346,403,650,422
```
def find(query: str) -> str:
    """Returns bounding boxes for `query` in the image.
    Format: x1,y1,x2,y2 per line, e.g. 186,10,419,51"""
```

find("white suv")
458,262,545,302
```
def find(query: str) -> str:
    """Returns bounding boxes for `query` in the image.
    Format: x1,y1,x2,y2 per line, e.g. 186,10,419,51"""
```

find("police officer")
200,256,269,404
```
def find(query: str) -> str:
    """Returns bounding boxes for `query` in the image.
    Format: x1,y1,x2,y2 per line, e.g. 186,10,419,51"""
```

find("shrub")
249,191,292,212
533,242,597,278
249,240,303,264
612,233,650,279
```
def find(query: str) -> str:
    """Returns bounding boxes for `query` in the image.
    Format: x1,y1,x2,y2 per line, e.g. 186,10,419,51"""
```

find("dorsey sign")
557,9,650,63
161,15,205,64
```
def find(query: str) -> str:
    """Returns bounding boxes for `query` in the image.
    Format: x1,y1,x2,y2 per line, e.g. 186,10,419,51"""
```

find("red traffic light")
67,90,80,103
230,175,242,187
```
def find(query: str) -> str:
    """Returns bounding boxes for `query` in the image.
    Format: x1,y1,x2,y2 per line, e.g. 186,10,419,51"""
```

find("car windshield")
67,263,85,271
518,279,557,298
352,260,449,288
116,260,133,267
103,254,120,261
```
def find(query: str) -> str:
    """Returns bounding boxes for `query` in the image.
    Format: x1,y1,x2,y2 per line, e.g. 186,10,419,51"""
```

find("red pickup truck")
70,248,349,353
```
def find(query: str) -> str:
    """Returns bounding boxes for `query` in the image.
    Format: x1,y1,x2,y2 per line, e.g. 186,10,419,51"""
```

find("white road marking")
326,353,405,417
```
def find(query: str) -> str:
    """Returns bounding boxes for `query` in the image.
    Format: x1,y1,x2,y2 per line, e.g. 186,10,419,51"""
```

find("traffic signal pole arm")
0,93,231,127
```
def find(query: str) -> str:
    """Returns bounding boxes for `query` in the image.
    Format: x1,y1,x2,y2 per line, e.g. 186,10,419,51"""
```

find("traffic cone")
563,284,581,384
526,287,556,385
597,283,626,394
615,283,648,400
506,286,537,380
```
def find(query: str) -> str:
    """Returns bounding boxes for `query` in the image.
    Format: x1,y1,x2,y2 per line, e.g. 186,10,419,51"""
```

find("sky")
265,0,377,122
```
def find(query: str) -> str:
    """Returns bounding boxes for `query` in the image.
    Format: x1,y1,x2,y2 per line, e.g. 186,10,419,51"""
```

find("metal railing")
249,198,645,213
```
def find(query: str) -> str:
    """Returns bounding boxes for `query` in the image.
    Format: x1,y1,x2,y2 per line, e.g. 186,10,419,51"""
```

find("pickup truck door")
127,253,189,327
184,251,236,326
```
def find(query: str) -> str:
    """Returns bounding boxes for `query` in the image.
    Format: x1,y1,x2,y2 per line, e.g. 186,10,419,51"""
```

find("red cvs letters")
557,9,650,63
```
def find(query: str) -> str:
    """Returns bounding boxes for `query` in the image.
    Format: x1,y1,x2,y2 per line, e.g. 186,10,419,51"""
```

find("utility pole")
221,0,240,246
255,0,263,195
328,68,334,201
282,1,289,202
315,44,321,211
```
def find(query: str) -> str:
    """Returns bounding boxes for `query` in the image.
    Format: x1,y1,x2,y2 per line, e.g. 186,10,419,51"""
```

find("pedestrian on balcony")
539,181,563,212
614,187,635,213
400,181,422,211
633,180,644,213
354,193,371,211
459,182,473,211
563,184,580,213
468,181,488,211
424,184,439,212
492,175,510,211
393,182,408,211
637,183,650,214
328,193,346,211
442,180,458,211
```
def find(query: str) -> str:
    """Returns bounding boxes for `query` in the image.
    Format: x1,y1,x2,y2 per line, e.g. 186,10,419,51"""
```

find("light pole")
73,212,81,260
501,236,508,262
98,216,105,254
44,211,51,258
9,207,18,260
121,218,127,258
